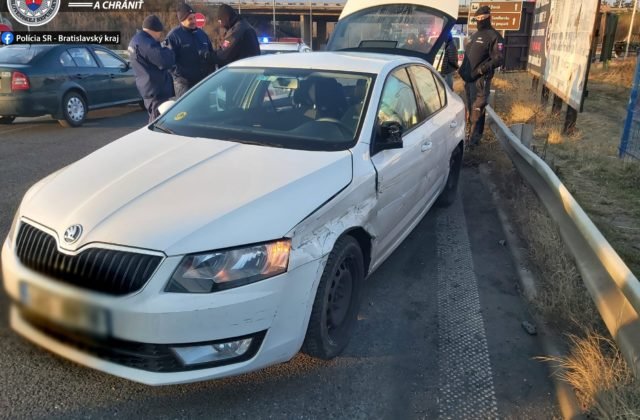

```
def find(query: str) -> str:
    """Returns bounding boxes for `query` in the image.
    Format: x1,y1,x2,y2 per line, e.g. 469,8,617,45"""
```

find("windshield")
0,45,51,64
328,4,448,56
153,67,374,151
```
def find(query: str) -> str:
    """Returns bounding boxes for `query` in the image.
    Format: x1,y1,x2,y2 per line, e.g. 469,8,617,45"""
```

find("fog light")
171,338,253,366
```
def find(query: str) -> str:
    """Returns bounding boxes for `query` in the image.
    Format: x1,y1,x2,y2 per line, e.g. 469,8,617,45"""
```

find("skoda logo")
63,224,83,244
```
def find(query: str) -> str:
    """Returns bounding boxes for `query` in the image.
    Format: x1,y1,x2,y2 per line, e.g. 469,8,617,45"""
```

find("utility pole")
272,0,276,39
309,0,313,50
626,0,638,58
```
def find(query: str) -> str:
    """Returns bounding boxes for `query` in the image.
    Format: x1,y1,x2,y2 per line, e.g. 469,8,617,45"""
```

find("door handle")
110,74,115,78
421,141,433,152
74,74,83,79
450,121,458,129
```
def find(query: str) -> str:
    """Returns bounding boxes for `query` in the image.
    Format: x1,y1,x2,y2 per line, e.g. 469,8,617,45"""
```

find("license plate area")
19,282,110,336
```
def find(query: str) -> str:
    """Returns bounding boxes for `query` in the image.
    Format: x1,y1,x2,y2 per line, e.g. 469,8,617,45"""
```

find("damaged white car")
2,0,465,385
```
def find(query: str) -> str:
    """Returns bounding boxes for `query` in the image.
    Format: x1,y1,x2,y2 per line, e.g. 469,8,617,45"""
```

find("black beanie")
177,3,194,22
142,15,163,32
217,4,237,21
475,5,491,17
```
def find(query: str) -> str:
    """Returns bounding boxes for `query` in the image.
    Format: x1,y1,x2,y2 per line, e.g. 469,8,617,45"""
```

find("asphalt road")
0,108,557,419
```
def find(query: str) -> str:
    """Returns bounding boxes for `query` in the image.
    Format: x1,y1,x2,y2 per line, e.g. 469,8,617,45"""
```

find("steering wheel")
316,117,354,138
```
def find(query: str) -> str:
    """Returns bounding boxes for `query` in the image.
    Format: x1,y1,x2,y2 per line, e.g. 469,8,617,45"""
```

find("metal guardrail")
486,105,640,375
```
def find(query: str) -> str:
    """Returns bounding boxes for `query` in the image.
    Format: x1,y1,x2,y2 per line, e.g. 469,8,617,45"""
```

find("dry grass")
590,59,637,89
461,65,640,417
542,333,640,418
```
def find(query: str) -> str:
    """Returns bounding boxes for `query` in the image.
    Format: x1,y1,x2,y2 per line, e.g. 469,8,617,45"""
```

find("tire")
302,235,364,360
436,145,463,207
0,116,15,124
58,91,87,128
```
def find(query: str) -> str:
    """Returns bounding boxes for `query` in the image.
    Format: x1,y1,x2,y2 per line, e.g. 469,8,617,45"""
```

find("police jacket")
165,25,214,87
216,16,260,67
458,26,504,83
128,30,175,100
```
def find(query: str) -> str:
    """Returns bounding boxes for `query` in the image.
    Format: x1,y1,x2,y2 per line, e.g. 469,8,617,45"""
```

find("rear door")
408,65,452,199
91,46,138,104
65,46,110,106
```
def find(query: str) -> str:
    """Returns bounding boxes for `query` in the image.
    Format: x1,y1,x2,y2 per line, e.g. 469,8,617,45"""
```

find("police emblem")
7,0,61,27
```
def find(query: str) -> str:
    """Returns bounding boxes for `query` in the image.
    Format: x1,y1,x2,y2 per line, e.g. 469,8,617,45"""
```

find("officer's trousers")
464,75,492,146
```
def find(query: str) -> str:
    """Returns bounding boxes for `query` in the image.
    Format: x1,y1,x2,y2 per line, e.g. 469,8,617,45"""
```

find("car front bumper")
2,237,326,385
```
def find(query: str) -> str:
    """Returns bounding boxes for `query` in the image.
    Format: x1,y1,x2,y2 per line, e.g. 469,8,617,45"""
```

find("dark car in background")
0,44,141,127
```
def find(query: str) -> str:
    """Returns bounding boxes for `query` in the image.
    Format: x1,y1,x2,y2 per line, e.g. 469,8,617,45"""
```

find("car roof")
228,51,419,74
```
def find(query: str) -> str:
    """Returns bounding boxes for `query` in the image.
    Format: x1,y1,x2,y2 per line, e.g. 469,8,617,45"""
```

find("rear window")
328,4,448,56
0,45,51,64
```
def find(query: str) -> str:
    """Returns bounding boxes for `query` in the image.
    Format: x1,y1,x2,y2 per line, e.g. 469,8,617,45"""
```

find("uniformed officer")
215,4,260,67
128,15,175,123
165,3,216,98
458,5,504,146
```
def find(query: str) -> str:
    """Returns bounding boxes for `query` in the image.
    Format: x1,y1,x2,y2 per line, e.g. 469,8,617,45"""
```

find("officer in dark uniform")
165,3,215,98
128,15,175,123
458,5,504,146
215,4,260,67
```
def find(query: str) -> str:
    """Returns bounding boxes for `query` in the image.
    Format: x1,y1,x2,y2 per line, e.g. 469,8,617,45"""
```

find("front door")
370,66,438,254
91,47,137,104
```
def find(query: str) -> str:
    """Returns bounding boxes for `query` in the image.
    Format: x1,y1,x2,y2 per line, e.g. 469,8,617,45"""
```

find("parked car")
0,44,141,127
259,41,312,55
2,0,464,385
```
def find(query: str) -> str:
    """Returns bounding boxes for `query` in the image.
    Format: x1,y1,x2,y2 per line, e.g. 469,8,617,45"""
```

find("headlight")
166,239,291,293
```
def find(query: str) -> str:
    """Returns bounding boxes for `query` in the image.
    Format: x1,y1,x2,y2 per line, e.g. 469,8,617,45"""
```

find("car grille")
15,222,162,296
20,310,267,373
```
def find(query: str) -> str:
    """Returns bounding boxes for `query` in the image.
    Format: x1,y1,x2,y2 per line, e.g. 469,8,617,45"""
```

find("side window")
435,74,447,109
377,67,419,131
93,48,125,69
68,48,98,68
59,51,76,67
409,66,444,118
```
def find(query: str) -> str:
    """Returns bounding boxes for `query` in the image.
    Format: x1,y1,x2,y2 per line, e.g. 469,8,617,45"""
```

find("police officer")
165,3,215,98
128,15,175,123
458,5,504,146
215,4,260,67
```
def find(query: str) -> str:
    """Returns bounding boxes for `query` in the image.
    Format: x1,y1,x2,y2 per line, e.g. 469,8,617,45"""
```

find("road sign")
469,1,523,31
194,12,206,28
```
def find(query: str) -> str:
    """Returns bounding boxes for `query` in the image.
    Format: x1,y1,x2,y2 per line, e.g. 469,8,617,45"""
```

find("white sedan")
2,0,465,385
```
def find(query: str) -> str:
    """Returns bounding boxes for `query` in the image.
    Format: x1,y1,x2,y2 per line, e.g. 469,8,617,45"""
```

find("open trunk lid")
326,0,458,64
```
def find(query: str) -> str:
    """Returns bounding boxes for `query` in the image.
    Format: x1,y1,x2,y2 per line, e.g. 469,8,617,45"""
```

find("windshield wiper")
152,123,174,134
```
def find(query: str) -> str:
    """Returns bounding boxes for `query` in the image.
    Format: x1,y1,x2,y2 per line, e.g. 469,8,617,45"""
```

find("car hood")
21,129,353,256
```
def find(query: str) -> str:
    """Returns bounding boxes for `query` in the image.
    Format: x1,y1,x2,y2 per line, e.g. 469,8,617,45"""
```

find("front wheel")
58,91,87,128
302,236,364,360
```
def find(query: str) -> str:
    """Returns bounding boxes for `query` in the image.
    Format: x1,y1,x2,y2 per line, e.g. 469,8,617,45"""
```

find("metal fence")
620,55,640,160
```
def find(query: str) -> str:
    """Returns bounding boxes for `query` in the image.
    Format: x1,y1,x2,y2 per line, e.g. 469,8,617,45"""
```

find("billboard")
528,0,599,110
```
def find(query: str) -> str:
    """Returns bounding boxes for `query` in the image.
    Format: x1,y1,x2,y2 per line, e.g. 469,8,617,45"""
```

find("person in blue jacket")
165,3,215,98
128,15,175,123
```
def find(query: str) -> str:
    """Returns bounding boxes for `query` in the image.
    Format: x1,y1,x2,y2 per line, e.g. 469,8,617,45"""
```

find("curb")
478,163,586,420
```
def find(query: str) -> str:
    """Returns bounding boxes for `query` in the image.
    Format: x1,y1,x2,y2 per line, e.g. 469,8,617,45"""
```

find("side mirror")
121,61,130,72
157,100,175,116
374,121,403,154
